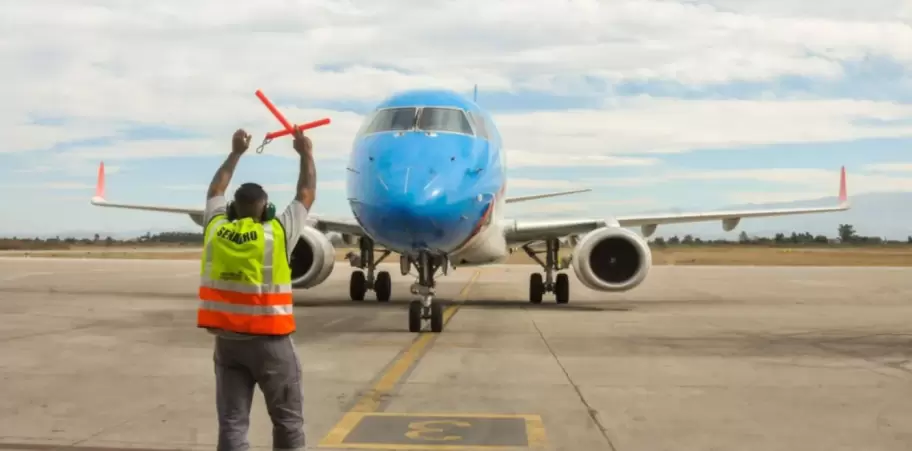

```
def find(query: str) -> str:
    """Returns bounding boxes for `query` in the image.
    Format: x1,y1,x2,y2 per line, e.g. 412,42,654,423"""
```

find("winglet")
92,161,106,204
838,165,848,206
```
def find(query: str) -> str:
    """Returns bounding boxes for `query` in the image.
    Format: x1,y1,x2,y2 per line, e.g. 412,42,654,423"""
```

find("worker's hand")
232,129,251,155
292,127,312,156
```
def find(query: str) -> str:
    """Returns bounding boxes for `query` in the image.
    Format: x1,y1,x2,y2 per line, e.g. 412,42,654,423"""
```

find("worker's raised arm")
292,129,316,211
207,129,250,200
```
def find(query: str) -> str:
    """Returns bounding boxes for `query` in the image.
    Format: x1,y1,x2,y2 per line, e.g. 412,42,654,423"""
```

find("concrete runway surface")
1,257,912,451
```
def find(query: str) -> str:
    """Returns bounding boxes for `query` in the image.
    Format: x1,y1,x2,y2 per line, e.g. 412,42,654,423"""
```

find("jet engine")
570,226,652,292
290,226,336,289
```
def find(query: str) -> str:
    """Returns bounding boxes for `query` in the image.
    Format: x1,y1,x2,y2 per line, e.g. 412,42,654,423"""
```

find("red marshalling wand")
254,89,331,152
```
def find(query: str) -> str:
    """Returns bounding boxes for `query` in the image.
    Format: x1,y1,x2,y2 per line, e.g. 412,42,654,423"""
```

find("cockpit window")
417,108,474,136
467,112,489,140
363,107,418,134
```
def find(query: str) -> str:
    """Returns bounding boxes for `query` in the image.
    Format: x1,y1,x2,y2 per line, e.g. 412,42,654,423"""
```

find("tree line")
1,224,910,251
651,224,911,246
0,231,206,250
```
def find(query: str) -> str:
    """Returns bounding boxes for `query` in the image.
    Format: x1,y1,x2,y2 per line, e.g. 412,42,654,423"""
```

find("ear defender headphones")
226,183,276,222
226,201,276,222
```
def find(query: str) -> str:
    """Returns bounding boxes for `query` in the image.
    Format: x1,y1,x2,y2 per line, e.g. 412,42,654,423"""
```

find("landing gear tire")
407,299,445,333
429,302,444,333
555,273,570,304
346,237,393,302
523,238,571,305
529,273,544,304
375,271,392,302
350,270,366,301
408,300,422,332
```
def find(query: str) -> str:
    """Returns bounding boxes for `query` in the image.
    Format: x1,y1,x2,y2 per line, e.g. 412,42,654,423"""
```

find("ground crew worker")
198,126,317,451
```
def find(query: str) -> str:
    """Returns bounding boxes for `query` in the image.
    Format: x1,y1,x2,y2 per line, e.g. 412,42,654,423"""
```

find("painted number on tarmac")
405,420,472,441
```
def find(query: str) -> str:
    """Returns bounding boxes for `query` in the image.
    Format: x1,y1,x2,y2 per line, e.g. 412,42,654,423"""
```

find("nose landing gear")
406,251,447,333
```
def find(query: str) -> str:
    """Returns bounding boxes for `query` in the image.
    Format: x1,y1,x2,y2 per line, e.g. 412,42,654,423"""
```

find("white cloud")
688,0,911,22
15,96,912,168
498,98,912,156
505,178,588,190
862,163,912,173
0,182,94,190
3,123,113,154
588,168,844,186
14,163,122,176
1,0,911,168
507,150,659,167
507,197,662,216
583,166,912,203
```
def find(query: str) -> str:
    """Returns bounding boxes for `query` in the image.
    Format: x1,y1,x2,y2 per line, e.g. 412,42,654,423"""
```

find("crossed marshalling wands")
253,89,331,153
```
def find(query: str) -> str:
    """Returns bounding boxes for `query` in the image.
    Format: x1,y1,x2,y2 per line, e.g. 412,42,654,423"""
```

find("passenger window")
417,108,474,135
467,112,489,140
363,108,418,134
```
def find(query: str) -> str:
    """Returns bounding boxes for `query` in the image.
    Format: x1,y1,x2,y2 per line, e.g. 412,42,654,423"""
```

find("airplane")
90,88,850,333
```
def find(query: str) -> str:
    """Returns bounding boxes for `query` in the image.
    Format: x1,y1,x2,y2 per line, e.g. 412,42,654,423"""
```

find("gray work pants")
214,334,306,451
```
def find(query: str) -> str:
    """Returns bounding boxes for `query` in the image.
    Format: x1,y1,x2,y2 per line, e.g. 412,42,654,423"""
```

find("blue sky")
1,0,911,237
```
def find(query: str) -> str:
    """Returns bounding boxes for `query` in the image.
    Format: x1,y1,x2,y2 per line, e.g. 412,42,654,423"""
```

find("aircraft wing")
504,188,591,204
504,167,850,244
89,162,365,236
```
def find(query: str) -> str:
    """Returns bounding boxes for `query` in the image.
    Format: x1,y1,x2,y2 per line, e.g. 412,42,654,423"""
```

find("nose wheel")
347,237,392,302
524,239,570,304
406,251,446,333
409,297,443,333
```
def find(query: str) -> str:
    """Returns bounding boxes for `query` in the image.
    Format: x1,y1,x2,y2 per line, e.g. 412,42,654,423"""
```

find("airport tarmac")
1,257,912,451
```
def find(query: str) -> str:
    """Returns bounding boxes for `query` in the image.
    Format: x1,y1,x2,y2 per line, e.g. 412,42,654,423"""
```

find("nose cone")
352,133,487,253
368,165,473,251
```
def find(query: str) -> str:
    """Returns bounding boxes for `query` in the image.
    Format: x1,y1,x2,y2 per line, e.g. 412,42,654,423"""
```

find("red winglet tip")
838,165,848,203
95,161,106,199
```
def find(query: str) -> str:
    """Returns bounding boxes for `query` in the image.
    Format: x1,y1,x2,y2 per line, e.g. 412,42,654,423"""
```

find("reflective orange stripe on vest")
197,306,295,336
198,278,293,305
197,219,295,335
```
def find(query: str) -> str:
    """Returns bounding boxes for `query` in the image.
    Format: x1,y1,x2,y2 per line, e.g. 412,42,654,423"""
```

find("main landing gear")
522,238,570,305
347,237,393,302
406,251,448,333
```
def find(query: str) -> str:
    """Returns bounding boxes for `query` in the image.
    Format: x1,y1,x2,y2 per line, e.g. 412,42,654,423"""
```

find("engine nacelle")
324,231,344,246
324,231,358,247
289,226,336,289
570,226,652,292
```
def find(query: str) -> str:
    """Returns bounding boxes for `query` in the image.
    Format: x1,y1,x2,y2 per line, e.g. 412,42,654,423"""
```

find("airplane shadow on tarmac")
292,297,630,312
292,296,734,312
0,286,710,314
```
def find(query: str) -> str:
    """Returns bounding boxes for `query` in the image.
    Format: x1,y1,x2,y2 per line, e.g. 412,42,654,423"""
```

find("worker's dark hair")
233,183,268,219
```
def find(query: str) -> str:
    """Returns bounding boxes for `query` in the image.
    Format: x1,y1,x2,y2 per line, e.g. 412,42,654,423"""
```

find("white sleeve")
276,200,309,261
204,196,227,226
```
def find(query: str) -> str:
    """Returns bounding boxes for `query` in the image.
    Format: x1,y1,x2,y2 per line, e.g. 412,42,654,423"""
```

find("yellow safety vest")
197,214,295,335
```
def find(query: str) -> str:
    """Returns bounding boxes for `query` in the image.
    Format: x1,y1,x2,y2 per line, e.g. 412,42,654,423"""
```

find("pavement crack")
528,310,618,451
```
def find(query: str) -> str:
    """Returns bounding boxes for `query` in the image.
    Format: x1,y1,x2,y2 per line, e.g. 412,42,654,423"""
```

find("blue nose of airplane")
368,164,472,251
352,133,487,253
